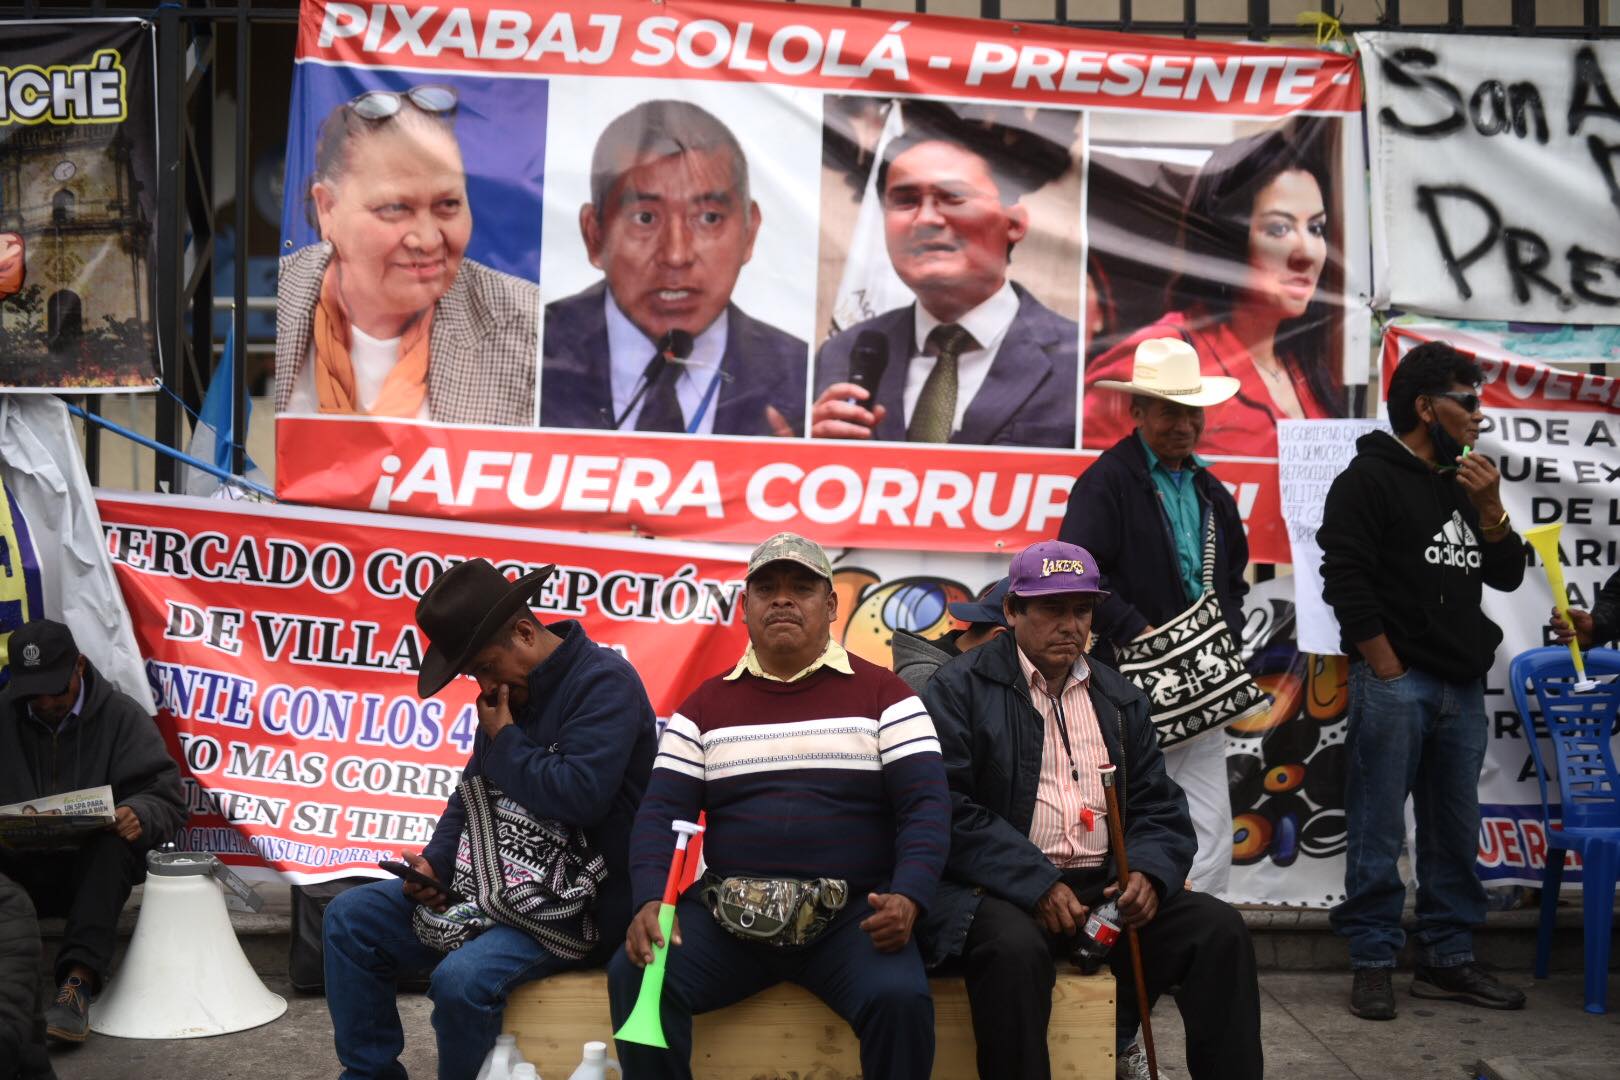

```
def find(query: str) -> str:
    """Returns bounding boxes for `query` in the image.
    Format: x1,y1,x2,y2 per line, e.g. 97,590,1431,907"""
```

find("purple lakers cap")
1006,541,1109,599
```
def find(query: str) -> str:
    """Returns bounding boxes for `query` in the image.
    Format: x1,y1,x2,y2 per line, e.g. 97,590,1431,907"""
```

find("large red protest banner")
98,493,749,881
277,418,1289,559
302,0,1358,116
275,0,1364,562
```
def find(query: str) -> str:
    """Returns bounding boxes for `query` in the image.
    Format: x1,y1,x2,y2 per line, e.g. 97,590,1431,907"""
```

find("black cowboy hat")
415,558,555,697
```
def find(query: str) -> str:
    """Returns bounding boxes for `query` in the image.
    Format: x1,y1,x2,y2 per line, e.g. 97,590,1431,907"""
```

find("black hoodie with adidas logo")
1318,429,1527,683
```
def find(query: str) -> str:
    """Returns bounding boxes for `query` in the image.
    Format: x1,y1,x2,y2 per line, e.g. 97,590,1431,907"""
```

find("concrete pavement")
35,883,1620,1079
41,969,1620,1080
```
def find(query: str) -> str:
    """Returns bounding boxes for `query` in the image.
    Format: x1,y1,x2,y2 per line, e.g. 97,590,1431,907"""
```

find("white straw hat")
1094,337,1241,407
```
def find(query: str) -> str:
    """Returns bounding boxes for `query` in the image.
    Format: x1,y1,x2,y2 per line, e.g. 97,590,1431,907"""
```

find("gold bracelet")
1483,509,1510,534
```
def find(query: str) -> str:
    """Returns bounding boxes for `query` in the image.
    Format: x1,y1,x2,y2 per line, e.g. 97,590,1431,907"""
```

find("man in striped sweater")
607,532,950,1079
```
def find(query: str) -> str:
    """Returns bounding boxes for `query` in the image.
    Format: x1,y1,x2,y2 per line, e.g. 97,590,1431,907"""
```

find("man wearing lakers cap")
1060,336,1250,897
920,540,1260,1080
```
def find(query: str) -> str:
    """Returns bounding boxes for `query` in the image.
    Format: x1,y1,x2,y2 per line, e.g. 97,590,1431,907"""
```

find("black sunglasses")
1431,390,1481,413
346,85,458,123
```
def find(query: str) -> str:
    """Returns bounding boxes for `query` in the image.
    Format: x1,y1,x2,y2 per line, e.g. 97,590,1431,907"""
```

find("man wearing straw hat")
322,558,658,1079
1058,337,1249,897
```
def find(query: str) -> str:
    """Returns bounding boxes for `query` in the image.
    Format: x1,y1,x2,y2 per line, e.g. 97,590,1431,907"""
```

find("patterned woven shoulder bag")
412,775,608,959
1110,511,1269,748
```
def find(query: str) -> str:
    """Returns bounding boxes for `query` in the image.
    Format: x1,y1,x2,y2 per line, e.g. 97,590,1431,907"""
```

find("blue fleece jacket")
422,620,657,955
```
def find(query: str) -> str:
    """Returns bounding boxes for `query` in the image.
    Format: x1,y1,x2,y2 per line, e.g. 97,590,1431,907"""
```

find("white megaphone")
91,849,287,1039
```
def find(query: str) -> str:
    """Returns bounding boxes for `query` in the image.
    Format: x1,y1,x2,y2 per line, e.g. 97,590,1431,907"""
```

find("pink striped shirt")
1018,647,1111,868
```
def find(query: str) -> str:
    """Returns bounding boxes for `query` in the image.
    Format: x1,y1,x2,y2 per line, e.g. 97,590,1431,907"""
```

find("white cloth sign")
0,395,155,711
1277,419,1388,656
1360,33,1620,323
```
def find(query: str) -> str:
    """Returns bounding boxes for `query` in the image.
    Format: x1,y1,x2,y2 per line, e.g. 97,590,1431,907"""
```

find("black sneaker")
1411,963,1526,1010
1350,967,1396,1020
44,975,90,1042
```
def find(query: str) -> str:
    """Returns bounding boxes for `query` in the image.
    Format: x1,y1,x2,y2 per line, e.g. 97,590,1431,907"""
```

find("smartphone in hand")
378,860,467,905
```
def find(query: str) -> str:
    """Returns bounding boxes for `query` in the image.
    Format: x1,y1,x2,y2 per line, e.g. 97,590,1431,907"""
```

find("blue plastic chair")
1508,646,1620,1014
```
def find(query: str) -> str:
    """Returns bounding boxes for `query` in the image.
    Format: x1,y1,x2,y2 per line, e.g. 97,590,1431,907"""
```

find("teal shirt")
1139,431,1207,602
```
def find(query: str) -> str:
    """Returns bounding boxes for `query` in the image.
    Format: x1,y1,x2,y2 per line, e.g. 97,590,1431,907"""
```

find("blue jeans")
1332,663,1488,969
607,893,934,1080
323,880,587,1080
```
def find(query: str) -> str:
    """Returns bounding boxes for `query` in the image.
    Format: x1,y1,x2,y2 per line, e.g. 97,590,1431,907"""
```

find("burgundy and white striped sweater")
629,651,950,911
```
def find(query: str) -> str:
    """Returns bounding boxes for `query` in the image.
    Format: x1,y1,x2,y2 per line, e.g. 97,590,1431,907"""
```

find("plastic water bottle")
567,1041,622,1080
1071,898,1122,975
475,1034,524,1080
511,1065,541,1080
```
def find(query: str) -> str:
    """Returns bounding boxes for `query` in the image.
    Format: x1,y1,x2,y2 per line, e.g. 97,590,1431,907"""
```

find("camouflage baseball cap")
745,532,833,582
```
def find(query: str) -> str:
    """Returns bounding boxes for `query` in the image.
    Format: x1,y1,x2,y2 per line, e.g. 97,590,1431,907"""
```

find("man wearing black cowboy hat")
0,618,186,1048
322,558,658,1080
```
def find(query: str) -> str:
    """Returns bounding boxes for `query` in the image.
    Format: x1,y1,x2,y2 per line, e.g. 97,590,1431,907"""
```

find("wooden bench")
505,970,1114,1078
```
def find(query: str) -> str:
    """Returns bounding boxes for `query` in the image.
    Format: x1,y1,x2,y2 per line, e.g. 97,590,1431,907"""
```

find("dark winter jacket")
1319,431,1526,683
421,621,658,957
1058,433,1249,663
917,631,1195,968
892,630,956,695
0,660,184,850
0,873,53,1080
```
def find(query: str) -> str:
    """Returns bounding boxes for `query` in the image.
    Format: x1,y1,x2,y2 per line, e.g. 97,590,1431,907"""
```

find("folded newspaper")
0,785,116,851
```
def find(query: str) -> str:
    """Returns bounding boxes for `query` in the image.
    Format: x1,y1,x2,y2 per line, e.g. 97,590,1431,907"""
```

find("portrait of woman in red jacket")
1083,121,1347,457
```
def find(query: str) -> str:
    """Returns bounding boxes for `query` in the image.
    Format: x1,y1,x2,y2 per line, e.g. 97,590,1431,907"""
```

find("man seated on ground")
920,541,1262,1080
609,532,951,1080
1550,569,1619,649
323,558,658,1079
892,577,1011,694
0,619,185,1048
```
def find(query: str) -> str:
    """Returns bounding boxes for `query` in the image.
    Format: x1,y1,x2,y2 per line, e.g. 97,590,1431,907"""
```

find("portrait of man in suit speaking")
540,99,809,437
813,103,1080,449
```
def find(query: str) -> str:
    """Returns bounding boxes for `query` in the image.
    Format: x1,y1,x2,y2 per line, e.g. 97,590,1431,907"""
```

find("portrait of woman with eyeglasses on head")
275,85,539,425
1082,121,1347,458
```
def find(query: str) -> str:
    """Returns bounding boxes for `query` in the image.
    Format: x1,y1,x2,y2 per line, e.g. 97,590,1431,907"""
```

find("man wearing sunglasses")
1318,341,1527,1022
277,84,541,426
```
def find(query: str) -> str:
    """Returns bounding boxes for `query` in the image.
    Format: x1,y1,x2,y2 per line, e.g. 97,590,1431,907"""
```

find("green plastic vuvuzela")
613,903,676,1047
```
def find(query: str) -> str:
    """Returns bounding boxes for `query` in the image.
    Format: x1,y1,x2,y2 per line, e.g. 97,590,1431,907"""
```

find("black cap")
948,577,1012,628
6,619,80,698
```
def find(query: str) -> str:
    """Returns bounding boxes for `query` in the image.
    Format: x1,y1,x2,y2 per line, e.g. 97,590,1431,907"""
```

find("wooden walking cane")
1099,763,1157,1080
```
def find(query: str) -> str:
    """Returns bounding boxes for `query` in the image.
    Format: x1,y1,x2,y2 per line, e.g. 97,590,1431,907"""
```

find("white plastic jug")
475,1034,525,1080
567,1041,622,1080
511,1066,541,1080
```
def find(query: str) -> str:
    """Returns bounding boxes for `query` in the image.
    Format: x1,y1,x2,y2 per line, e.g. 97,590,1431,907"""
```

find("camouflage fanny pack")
700,872,849,947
